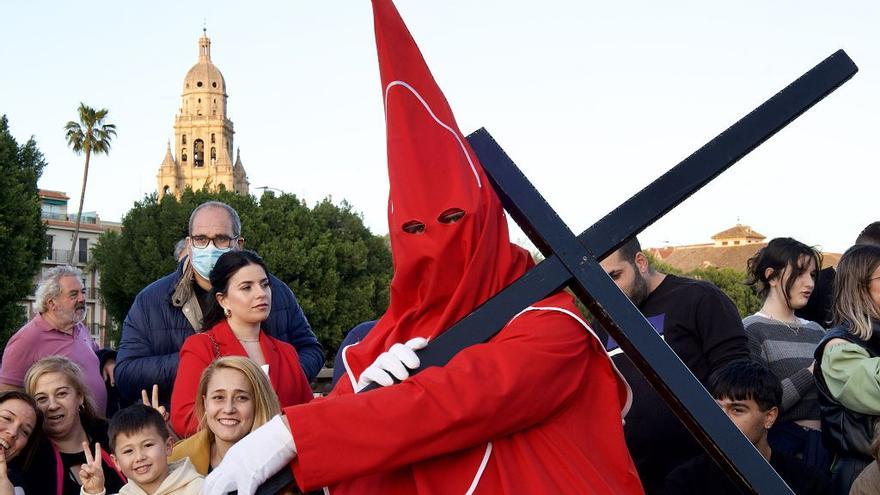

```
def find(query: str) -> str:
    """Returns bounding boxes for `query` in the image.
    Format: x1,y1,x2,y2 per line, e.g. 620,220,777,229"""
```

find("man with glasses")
115,201,323,408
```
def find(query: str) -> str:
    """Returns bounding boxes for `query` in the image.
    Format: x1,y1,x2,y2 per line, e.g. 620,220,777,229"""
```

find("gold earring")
224,307,231,318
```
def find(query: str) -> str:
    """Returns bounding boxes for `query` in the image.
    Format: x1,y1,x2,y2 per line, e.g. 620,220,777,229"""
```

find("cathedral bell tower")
157,30,249,198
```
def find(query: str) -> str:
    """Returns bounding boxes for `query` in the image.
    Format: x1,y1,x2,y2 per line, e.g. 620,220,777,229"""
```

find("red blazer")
171,320,313,438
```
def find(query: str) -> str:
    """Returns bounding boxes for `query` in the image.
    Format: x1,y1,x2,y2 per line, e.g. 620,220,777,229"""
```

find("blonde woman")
814,244,880,494
169,356,294,493
23,356,125,494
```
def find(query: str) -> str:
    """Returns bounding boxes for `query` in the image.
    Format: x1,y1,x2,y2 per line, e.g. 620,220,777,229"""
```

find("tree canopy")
0,115,47,347
92,188,392,359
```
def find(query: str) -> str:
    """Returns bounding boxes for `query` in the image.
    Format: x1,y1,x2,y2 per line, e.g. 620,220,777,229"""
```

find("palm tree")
64,103,116,265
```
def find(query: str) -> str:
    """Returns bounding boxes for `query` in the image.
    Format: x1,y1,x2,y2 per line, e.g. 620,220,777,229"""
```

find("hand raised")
79,441,105,495
142,384,169,422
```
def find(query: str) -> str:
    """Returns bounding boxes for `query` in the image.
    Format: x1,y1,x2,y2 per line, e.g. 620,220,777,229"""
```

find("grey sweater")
743,313,826,423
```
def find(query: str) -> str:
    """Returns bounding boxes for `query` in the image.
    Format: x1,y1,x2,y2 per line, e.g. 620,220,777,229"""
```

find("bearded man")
0,265,113,415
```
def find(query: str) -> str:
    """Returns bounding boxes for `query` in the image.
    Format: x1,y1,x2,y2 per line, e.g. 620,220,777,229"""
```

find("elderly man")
115,201,323,406
0,265,113,414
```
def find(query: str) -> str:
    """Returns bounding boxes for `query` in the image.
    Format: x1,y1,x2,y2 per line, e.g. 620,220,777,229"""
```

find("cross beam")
363,49,856,493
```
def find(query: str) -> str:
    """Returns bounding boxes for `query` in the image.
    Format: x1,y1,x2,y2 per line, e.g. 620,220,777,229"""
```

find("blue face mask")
191,244,231,279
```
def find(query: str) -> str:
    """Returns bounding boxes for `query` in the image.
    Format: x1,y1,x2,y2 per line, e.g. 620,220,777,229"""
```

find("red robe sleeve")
170,334,213,438
285,308,616,489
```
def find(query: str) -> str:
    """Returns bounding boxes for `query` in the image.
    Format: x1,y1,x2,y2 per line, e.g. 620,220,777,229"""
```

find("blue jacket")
115,261,324,405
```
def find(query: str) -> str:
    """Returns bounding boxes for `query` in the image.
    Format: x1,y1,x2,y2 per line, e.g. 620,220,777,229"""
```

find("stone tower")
157,31,249,198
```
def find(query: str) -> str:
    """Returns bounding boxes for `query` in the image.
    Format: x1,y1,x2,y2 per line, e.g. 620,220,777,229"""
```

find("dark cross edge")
361,49,856,494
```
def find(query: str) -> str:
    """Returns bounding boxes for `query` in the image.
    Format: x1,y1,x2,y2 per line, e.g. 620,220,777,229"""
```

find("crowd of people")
1,1,878,493
2,207,878,495
595,227,880,495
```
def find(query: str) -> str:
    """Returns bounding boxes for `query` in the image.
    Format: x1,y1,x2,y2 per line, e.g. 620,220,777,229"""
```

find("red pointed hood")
344,0,533,379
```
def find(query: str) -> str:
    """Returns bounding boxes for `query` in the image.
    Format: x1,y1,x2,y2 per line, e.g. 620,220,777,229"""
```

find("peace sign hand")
141,384,169,422
79,441,105,495
141,384,179,442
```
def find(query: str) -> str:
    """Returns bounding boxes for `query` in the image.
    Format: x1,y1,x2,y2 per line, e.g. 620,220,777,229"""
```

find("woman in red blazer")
171,250,313,438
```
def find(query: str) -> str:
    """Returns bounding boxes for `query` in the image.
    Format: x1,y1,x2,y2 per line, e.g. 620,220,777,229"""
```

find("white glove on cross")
356,337,428,392
204,415,296,495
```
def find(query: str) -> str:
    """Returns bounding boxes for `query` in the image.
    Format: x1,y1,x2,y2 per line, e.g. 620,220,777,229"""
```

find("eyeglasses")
190,235,238,249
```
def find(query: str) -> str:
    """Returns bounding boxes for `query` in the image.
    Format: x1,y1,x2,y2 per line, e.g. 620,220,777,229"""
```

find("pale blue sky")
2,1,877,254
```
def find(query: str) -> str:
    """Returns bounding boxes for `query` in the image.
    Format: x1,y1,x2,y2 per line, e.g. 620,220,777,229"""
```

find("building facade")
157,31,248,197
21,190,122,347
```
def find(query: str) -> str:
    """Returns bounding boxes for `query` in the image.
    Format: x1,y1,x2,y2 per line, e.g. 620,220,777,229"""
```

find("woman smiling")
0,391,40,495
22,356,125,495
169,356,293,492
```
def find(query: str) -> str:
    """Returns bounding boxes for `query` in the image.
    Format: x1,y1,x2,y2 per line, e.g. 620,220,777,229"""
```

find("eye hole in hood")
438,208,465,224
402,220,426,234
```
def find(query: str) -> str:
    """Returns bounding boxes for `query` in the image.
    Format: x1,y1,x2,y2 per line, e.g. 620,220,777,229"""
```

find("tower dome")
181,30,228,119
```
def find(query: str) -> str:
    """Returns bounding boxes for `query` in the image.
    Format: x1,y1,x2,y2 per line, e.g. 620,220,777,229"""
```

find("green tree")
0,115,47,347
92,189,392,356
64,103,116,265
688,266,761,317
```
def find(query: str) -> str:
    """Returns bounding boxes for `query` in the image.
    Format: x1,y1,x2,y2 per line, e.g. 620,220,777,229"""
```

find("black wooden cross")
362,49,857,493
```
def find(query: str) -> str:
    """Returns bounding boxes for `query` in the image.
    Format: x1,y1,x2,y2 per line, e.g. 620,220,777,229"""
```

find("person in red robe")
205,1,644,493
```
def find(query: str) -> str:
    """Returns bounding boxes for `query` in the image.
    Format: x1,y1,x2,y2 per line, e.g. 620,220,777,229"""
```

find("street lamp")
255,186,286,195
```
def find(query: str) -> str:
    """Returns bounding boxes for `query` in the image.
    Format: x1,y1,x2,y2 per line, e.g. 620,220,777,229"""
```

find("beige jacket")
85,458,204,495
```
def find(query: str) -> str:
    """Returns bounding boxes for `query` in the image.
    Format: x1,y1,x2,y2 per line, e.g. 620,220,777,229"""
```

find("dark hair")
708,360,781,412
745,237,821,303
108,404,169,453
202,250,270,330
855,222,880,247
617,237,643,266
0,391,42,469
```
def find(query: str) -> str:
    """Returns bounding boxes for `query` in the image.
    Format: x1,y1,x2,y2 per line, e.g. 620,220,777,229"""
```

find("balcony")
42,212,99,224
44,249,91,265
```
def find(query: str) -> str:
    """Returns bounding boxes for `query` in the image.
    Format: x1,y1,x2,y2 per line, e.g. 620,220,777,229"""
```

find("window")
211,133,215,144
734,240,740,245
197,81,203,87
193,139,205,167
79,238,88,263
45,235,54,259
182,134,187,145
212,82,217,88
182,148,187,162
163,185,171,196
722,241,728,246
210,147,216,162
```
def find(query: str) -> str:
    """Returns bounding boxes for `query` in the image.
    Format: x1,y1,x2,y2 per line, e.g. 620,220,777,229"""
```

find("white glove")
204,415,296,495
356,337,428,392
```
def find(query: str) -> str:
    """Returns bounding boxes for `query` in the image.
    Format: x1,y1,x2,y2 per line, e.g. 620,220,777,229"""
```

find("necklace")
758,311,800,334
237,337,260,343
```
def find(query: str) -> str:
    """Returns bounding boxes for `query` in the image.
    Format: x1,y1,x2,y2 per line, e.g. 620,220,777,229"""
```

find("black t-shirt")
665,450,831,495
610,274,749,494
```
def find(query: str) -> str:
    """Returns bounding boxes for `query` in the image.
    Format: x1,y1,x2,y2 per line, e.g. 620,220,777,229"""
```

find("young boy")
664,360,830,495
79,404,203,495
